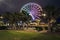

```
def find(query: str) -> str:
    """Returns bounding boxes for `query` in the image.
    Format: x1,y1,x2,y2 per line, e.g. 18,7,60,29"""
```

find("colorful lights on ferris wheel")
20,2,43,20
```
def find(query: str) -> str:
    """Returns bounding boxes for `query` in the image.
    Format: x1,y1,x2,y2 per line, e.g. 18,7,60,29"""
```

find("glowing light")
42,14,46,17
20,2,42,20
29,12,35,20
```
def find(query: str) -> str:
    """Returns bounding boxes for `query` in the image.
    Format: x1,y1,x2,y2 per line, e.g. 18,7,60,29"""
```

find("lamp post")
0,16,3,19
42,13,46,17
42,13,47,22
42,14,47,31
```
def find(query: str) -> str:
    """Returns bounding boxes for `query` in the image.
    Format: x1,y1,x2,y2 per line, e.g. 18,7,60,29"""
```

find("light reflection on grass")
0,30,60,40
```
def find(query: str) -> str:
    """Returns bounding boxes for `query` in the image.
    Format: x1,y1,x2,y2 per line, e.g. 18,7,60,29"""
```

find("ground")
0,30,60,40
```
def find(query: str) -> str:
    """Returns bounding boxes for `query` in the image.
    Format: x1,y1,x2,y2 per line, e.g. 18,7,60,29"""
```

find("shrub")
35,27,43,31
0,26,8,30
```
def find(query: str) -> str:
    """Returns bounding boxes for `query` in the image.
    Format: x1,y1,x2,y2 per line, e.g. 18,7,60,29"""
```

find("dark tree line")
0,11,32,30
0,5,60,31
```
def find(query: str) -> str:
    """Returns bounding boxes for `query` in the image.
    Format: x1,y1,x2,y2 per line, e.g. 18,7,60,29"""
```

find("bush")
44,27,48,30
0,26,8,30
35,27,43,31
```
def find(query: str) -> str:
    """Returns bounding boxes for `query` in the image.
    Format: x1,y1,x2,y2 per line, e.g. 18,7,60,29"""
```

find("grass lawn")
0,30,60,40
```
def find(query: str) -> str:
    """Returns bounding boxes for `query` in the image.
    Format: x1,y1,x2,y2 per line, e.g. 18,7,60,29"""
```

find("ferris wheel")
20,2,42,20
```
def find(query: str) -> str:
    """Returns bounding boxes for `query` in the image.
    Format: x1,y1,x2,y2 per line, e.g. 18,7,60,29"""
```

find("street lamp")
42,13,46,17
0,16,3,19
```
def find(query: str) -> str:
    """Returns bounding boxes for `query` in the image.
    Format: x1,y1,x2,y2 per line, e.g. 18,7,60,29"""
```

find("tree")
43,5,56,32
54,8,60,18
21,10,32,22
44,5,56,18
2,11,32,30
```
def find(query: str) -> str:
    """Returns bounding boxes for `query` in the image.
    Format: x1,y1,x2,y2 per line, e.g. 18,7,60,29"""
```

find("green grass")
0,30,60,40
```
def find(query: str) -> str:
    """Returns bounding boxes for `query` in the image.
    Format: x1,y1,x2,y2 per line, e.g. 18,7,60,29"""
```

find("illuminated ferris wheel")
20,3,42,20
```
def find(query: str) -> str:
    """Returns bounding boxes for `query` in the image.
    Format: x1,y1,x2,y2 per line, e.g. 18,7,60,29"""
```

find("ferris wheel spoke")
20,3,42,20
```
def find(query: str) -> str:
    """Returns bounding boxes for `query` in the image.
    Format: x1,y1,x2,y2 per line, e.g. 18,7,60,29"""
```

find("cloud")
0,0,59,13
0,0,4,2
0,0,16,12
